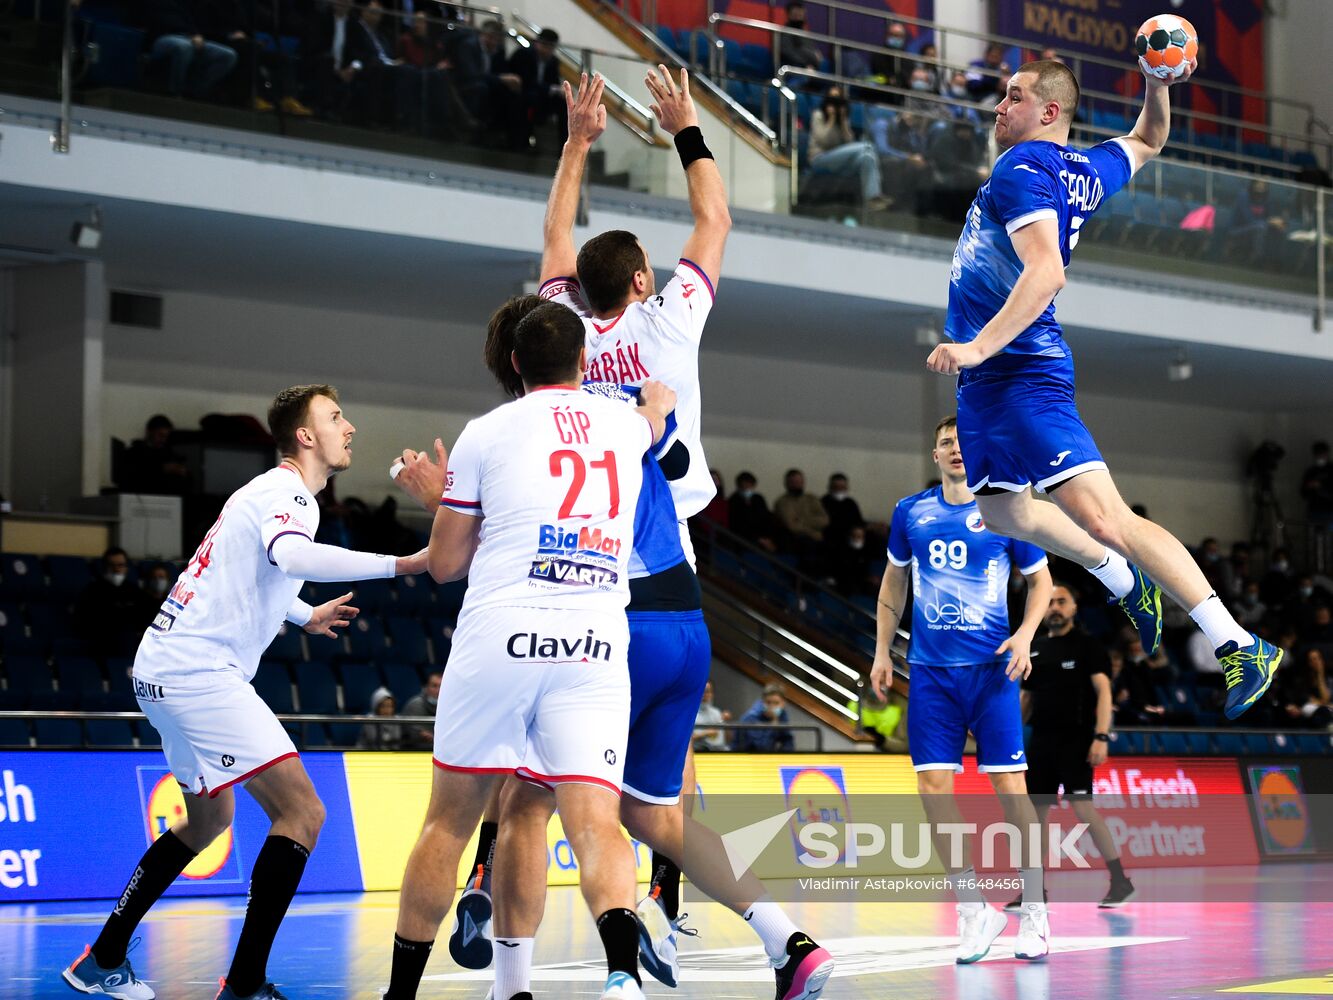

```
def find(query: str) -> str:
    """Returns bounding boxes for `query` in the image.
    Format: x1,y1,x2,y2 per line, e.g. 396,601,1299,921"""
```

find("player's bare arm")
426,507,482,583
303,592,360,638
392,438,449,513
870,561,910,699
637,378,677,445
998,564,1053,681
1089,672,1113,765
539,72,606,284
1119,56,1196,171
646,64,731,290
927,219,1065,376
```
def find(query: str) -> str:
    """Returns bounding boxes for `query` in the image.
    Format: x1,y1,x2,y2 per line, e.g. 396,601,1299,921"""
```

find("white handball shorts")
134,669,299,798
433,607,631,796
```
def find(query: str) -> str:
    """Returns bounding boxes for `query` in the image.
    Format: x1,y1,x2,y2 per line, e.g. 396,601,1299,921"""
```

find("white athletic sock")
1020,867,1045,906
742,898,799,962
950,867,985,906
1188,593,1251,650
494,937,534,1000
1087,549,1135,599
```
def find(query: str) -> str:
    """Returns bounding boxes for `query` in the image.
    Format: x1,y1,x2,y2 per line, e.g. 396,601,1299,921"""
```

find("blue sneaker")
1117,563,1163,654
448,863,494,970
214,980,289,999
1218,635,1283,720
62,944,155,999
599,970,645,999
635,891,698,987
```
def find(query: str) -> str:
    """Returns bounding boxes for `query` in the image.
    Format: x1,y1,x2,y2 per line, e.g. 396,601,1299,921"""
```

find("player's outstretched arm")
870,562,909,699
1119,56,1196,171
270,533,426,581
927,219,1065,375
540,72,607,284
646,64,731,290
997,564,1053,681
426,507,482,584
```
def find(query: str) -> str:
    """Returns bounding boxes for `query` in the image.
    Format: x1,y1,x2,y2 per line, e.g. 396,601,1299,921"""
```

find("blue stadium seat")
295,661,340,714
352,578,394,614
1213,732,1244,755
1184,732,1213,755
265,622,306,662
56,656,105,700
0,554,46,601
736,42,773,79
304,582,353,608
1156,732,1188,755
325,721,363,748
4,655,54,699
434,580,468,620
0,602,24,652
720,38,742,74
655,26,678,54
1295,733,1330,755
252,662,295,713
47,556,93,599
424,617,453,665
33,718,83,746
1269,732,1300,755
79,18,145,88
394,575,435,613
339,661,383,716
387,616,431,665
85,719,137,747
0,718,31,747
26,602,69,639
383,662,424,706
1109,731,1144,755
345,615,389,661
1242,733,1273,756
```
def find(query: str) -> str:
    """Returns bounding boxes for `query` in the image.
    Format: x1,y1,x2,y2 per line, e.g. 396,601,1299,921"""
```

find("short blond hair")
1018,59,1080,126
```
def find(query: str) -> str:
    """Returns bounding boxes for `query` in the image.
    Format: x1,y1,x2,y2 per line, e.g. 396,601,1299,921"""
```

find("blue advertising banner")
0,752,362,903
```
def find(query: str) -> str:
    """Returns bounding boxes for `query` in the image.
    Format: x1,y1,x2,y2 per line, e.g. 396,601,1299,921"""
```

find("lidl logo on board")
780,766,851,862
138,769,242,882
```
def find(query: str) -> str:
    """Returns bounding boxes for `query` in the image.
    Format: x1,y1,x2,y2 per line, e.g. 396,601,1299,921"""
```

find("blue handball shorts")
956,356,1106,494
623,610,712,804
907,662,1026,773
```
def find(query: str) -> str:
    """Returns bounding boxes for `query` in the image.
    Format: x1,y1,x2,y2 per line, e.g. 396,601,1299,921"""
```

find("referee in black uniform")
1009,581,1135,909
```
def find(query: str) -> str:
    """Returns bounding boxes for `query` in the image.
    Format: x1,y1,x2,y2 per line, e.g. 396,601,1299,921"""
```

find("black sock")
596,907,641,985
384,934,434,1000
225,836,310,997
1108,857,1127,882
650,852,682,921
472,821,499,879
93,830,197,969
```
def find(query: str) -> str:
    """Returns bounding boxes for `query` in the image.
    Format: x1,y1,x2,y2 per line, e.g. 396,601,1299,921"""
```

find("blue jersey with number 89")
888,486,1048,667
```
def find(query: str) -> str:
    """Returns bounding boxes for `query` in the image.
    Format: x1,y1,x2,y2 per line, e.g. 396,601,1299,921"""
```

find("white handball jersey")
135,465,319,685
540,259,714,518
441,386,652,617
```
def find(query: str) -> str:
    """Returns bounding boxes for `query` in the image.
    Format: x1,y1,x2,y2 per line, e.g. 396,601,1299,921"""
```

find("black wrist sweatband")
674,126,713,169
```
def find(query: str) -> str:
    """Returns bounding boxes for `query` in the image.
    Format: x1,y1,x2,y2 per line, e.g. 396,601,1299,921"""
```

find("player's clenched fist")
926,341,985,376
645,64,698,136
638,379,677,416
392,437,449,512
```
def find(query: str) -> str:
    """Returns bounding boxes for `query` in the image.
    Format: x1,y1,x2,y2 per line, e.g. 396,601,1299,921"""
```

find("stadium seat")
1156,732,1188,755
655,26,678,55
394,575,435,613
434,579,468,620
1295,733,1330,755
1242,733,1273,756
0,554,46,601
387,616,431,666
265,622,306,662
1269,732,1299,755
1184,732,1214,755
325,721,363,748
383,662,424,706
736,42,773,79
55,656,106,700
339,661,383,715
85,719,137,747
3,655,55,698
0,602,25,652
424,617,453,664
47,556,93,598
1213,732,1244,755
33,718,84,746
352,578,394,614
0,718,31,747
252,662,296,713
295,661,340,714
345,615,389,661
1109,731,1144,754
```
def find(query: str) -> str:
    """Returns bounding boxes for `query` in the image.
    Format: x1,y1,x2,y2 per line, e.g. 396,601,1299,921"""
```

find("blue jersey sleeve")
1008,536,1049,575
1086,138,1136,202
988,148,1063,235
887,502,912,567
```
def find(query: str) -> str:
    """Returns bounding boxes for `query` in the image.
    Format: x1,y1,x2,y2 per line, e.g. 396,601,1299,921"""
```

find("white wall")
1265,1,1333,142
98,289,1282,543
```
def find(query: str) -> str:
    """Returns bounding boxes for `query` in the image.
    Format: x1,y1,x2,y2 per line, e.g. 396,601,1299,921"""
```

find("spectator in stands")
728,471,778,553
1228,179,1289,264
74,547,154,660
916,43,939,92
1235,580,1268,628
366,496,422,555
401,669,441,749
1039,46,1062,64
347,0,414,127
399,10,474,139
874,109,930,213
736,683,794,751
696,469,729,529
1261,546,1296,606
1195,536,1228,592
829,525,877,597
808,87,890,210
774,468,829,570
821,472,864,544
852,683,903,751
1302,440,1333,531
119,414,190,496
358,686,405,749
145,0,238,100
779,2,823,71
693,680,732,752
942,69,982,124
1303,603,1333,645
451,19,525,146
927,117,989,218
142,563,173,619
198,0,311,115
509,27,565,147
305,0,360,119
1111,644,1168,726
869,20,914,97
904,65,938,115
1280,648,1333,728
965,42,1008,103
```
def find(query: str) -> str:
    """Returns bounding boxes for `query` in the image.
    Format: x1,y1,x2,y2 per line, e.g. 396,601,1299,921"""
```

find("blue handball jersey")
580,382,686,579
888,486,1048,667
945,137,1135,361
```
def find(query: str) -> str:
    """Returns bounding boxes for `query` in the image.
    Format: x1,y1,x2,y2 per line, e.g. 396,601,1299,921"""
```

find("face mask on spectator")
887,35,906,49
830,490,848,501
1318,456,1329,466
1244,592,1259,606
849,539,864,551
106,571,127,587
740,489,754,500
1275,560,1290,573
911,79,931,91
1205,551,1220,563
1300,586,1314,599
150,577,170,596
950,84,968,98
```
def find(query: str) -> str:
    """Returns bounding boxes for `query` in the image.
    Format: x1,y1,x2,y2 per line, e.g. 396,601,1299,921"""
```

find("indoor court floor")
6,865,1333,1000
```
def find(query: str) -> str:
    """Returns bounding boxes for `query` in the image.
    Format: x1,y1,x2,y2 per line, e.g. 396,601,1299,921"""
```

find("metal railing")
688,720,825,752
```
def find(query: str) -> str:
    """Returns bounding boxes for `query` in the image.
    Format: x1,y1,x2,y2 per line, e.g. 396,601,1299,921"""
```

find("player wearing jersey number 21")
926,55,1281,721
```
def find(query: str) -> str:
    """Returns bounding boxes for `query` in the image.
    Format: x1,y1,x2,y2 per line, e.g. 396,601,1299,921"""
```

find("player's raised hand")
1144,55,1197,88
997,633,1034,681
304,591,360,638
565,71,607,148
926,341,985,376
645,64,699,136
869,653,893,700
392,437,449,513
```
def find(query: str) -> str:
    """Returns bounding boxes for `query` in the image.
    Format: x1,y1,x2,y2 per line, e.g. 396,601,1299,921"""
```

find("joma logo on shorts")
506,630,613,662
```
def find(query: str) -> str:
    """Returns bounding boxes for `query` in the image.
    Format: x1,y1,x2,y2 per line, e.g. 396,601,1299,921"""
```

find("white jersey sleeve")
538,276,592,317
441,420,485,517
259,486,318,560
648,260,714,345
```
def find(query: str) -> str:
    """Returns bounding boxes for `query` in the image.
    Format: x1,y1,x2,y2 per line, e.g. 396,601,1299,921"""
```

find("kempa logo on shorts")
506,630,614,662
133,678,165,702
221,755,235,768
604,749,617,765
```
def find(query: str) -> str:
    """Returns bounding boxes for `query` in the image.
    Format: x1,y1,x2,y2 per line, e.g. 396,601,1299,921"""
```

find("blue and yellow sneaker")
1218,634,1282,720
1117,564,1163,654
